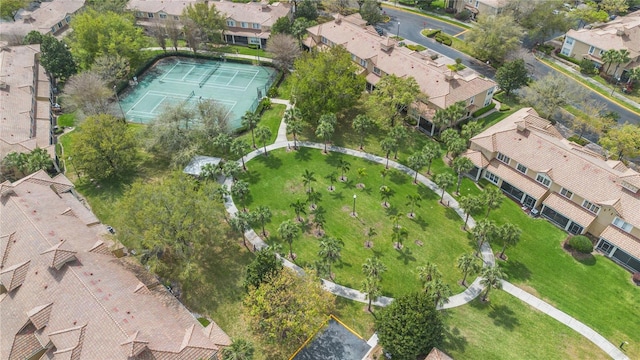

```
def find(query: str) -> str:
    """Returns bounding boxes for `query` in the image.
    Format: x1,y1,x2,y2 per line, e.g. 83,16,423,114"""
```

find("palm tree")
318,236,342,279
406,194,422,218
231,138,250,171
426,277,453,308
325,171,338,191
278,219,300,260
459,195,483,230
380,168,389,185
457,253,480,287
452,156,474,195
221,338,254,360
366,227,377,247
213,133,232,155
484,186,504,218
407,152,426,184
302,169,316,193
417,262,441,285
497,222,522,260
315,120,335,153
360,276,381,313
284,107,303,149
480,265,507,301
222,161,241,181
255,125,272,157
626,67,640,85
362,257,387,279
388,213,402,230
307,188,321,209
200,163,221,181
432,108,449,133
254,205,272,237
473,219,497,255
601,49,617,74
391,226,408,248
24,148,53,174
241,111,260,148
337,159,351,181
289,199,307,222
231,180,250,212
434,173,455,204
422,142,440,175
229,212,251,248
612,49,631,80
352,114,373,150
390,125,409,159
379,185,392,207
312,207,326,236
356,168,367,188
380,137,397,169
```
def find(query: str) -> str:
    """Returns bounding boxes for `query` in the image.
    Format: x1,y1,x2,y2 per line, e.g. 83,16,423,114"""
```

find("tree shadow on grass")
385,206,399,216
444,206,462,222
574,254,596,266
411,215,429,230
488,304,520,331
417,184,438,201
324,151,343,168
389,169,409,185
395,246,417,265
501,259,531,282
294,147,312,162
243,169,261,185
443,326,468,354
360,186,373,196
329,190,345,201
254,153,283,169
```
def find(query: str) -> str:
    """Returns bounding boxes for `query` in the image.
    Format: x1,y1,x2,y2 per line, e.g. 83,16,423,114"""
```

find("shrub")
567,135,589,146
568,235,593,254
472,103,496,117
454,9,472,21
499,104,511,111
405,117,418,126
430,54,439,60
557,53,581,66
579,59,597,75
398,0,416,5
406,44,427,52
633,273,640,285
423,29,441,38
435,34,452,46
493,92,506,103
267,86,279,98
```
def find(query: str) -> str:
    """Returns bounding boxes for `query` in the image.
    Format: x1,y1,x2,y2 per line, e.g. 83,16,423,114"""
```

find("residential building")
304,14,497,135
560,10,640,78
0,0,85,38
463,107,640,273
0,44,54,160
448,0,507,18
126,0,292,49
0,170,231,359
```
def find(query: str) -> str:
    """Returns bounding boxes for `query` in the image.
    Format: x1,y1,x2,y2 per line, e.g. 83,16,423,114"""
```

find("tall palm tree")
312,207,326,236
325,171,338,191
213,133,232,155
473,219,497,255
221,338,254,360
255,125,272,157
287,118,303,149
254,205,272,237
25,148,53,174
601,49,618,74
391,226,408,248
362,257,387,279
425,277,453,308
289,199,307,222
352,114,373,150
366,227,377,247
307,188,321,209
241,111,260,148
231,138,250,171
459,195,483,230
480,265,507,301
434,173,455,204
380,137,397,169
379,185,392,207
626,67,640,85
457,253,480,286
318,236,342,279
407,152,426,184
229,212,252,248
380,168,389,185
422,142,440,175
361,276,381,313
388,213,402,229
278,220,300,260
222,161,241,181
302,169,316,193
390,125,409,159
337,159,351,181
612,49,631,80
200,163,221,181
498,222,522,259
452,156,474,195
406,194,422,218
231,180,250,212
484,186,504,218
417,262,441,285
315,120,334,153
356,167,367,188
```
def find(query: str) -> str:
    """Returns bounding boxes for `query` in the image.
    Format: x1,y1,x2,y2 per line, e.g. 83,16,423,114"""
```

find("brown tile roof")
470,108,640,228
0,0,84,37
422,347,454,360
543,192,597,228
600,225,640,259
126,0,199,15
566,10,640,59
463,149,489,169
0,171,229,359
486,159,548,199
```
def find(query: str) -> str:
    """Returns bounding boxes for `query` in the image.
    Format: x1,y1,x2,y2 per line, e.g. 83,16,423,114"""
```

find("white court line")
156,78,249,92
126,92,159,114
161,61,182,81
149,96,168,113
226,70,239,87
181,65,197,81
147,90,190,98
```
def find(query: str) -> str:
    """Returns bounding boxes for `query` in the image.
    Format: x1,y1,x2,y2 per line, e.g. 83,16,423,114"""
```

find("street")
379,6,639,124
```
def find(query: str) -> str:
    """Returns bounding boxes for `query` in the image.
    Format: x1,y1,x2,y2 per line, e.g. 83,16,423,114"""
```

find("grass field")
237,104,285,147
241,147,477,296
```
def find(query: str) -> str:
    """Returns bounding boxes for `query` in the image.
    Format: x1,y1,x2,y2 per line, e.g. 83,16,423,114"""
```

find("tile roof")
566,10,640,59
462,149,489,169
543,192,597,228
126,0,199,14
470,108,640,228
0,0,85,37
423,347,454,360
600,225,640,259
0,45,53,159
486,159,549,200
0,171,230,359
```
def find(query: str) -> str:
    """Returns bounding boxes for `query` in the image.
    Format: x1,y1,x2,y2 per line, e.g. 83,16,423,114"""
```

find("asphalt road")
379,6,639,124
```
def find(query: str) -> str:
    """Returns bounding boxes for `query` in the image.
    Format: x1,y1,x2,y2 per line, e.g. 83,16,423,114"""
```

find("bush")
579,59,597,75
406,44,427,52
423,29,441,38
567,135,589,146
472,103,496,117
568,235,593,254
454,9,472,21
398,0,416,5
434,34,452,46
557,53,581,66
499,104,511,111
405,117,418,126
493,92,506,103
267,86,279,98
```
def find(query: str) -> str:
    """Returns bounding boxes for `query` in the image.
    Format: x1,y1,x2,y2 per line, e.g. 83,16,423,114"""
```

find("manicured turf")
443,291,608,360
237,104,285,147
241,147,476,296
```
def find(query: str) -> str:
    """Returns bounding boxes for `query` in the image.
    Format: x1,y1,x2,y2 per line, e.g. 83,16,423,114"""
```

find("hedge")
567,135,589,146
499,104,511,111
472,103,496,117
493,91,506,103
423,29,441,38
434,34,452,46
556,53,581,66
406,44,427,52
568,235,593,254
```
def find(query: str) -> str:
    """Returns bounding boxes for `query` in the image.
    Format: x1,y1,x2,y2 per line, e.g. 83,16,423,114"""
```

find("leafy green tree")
291,46,365,123
312,207,327,235
91,54,130,86
421,142,440,175
367,74,421,127
407,152,426,184
244,268,335,358
1,148,54,181
461,121,483,144
434,173,455,204
231,138,250,171
352,114,374,150
457,253,480,286
379,185,392,207
221,338,255,360
452,156,474,195
406,194,422,218
480,265,507,301
416,0,435,9
375,292,444,360
0,0,27,20
389,125,409,159
295,0,319,21
213,132,233,156
569,2,609,27
244,247,283,290
85,0,129,13
459,195,483,230
497,223,522,259
337,159,351,181
513,0,572,44
495,59,529,96
255,125,272,156
318,237,342,279
71,114,137,180
391,226,408,248
278,220,300,259
611,49,631,79
291,17,316,45
361,276,382,312
465,14,524,64
241,111,260,148
600,0,629,15
284,107,303,149
231,180,250,212
271,16,292,34
200,163,221,181
483,186,504,218
362,257,387,279
602,49,618,74
222,161,242,181
360,0,384,25
425,277,453,308
570,99,614,141
316,116,335,153
182,2,227,44
290,199,307,222
432,101,467,132
23,31,77,81
599,123,640,160
68,9,147,69
417,262,441,285
524,74,581,119
266,33,301,72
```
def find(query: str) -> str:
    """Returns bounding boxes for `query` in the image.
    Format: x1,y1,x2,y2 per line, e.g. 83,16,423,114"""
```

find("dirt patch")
393,242,403,250
415,240,423,246
381,202,389,208
356,183,365,189
284,179,304,193
341,205,351,212
407,212,415,219
364,241,373,249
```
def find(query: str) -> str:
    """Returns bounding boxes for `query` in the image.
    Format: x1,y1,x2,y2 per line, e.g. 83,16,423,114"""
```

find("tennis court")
118,57,277,128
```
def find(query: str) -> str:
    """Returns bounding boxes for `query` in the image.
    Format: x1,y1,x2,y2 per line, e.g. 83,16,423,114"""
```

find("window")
51,26,56,33
484,98,491,106
174,16,180,20
57,22,63,28
241,22,248,28
321,36,328,44
588,45,595,54
516,163,527,174
249,37,261,44
65,16,71,23
613,217,633,232
227,20,236,27
487,87,495,96
559,188,573,199
496,152,510,165
136,12,143,17
360,58,367,67
148,13,154,18
475,0,479,7
536,173,551,187
561,47,570,56
159,13,167,19
582,200,600,214
469,97,474,104
373,67,381,75
252,23,261,29
565,37,574,45
484,171,500,184
599,49,604,56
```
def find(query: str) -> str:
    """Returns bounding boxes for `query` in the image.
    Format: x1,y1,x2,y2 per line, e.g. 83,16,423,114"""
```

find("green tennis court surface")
118,57,276,129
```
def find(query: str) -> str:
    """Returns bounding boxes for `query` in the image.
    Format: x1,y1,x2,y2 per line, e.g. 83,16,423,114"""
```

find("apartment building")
0,0,85,38
560,10,640,78
448,0,507,18
0,44,54,160
463,108,640,273
127,0,292,49
0,170,231,359
304,14,497,135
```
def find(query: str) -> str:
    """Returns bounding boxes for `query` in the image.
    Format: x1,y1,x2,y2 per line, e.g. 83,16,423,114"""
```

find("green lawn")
485,194,640,359
443,291,609,359
57,113,76,127
241,147,476,296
